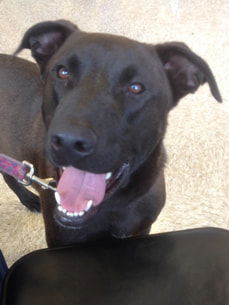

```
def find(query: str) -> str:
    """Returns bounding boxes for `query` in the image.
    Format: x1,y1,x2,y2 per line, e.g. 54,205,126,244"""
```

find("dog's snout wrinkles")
51,128,96,157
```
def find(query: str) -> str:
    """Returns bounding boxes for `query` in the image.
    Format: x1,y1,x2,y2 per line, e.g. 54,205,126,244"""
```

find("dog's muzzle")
53,162,130,227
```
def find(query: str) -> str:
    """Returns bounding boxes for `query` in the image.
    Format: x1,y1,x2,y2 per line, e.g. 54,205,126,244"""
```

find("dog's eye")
128,83,145,94
57,66,70,79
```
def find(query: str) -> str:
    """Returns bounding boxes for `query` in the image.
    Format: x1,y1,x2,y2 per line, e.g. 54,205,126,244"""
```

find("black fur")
0,20,222,247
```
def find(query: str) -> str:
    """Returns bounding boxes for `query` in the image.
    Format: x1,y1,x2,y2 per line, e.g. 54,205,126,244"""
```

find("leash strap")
0,153,56,191
0,153,28,181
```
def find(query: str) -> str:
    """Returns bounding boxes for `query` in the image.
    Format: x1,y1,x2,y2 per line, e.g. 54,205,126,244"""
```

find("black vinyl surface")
1,228,229,305
0,251,7,297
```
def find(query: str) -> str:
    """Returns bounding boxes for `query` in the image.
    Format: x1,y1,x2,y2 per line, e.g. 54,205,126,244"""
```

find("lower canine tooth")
85,200,93,211
55,192,61,205
105,172,112,180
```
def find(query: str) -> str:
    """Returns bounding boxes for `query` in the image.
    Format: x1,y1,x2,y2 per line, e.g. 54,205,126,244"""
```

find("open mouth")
53,162,130,227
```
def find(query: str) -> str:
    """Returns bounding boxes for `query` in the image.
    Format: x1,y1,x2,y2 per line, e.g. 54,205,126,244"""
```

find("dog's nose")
51,129,96,157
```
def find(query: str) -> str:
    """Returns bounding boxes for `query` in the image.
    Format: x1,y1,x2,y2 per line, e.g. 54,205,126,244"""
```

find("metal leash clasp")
20,161,57,192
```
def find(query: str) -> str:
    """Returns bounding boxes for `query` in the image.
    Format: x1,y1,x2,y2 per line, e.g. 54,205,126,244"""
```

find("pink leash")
0,153,56,191
0,154,28,181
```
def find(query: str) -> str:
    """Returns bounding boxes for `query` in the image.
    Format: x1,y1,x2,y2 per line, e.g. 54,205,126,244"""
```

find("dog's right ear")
14,20,79,73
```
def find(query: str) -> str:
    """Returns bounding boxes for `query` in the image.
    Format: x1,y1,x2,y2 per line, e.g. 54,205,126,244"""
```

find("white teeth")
57,206,87,218
105,172,112,180
85,200,93,211
56,194,93,218
55,192,61,205
57,205,63,212
67,212,74,217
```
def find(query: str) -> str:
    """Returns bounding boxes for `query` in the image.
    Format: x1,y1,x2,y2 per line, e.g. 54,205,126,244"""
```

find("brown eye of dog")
128,83,145,94
57,66,70,79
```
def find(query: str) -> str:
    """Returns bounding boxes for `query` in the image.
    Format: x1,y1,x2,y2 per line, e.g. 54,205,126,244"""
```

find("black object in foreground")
1,228,229,305
0,251,8,298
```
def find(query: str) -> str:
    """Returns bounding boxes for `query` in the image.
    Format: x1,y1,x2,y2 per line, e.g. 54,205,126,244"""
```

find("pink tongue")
57,167,106,213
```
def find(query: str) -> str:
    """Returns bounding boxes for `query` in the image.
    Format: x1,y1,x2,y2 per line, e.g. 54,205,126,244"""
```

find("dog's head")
15,20,222,228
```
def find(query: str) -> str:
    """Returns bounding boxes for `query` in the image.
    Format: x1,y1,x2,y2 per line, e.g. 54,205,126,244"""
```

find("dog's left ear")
14,20,79,73
154,42,222,104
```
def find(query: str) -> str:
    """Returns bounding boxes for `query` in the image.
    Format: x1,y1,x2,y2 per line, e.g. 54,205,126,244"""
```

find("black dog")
0,20,222,247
